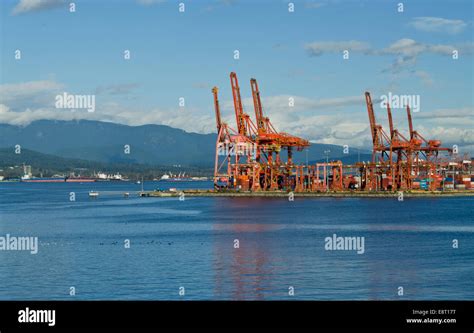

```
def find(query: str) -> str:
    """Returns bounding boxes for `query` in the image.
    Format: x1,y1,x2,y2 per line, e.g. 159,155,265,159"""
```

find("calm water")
0,181,473,300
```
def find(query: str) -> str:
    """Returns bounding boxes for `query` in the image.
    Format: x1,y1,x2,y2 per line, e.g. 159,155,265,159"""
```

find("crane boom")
406,105,414,139
387,103,394,139
365,92,377,145
212,87,222,135
230,72,246,136
250,78,265,133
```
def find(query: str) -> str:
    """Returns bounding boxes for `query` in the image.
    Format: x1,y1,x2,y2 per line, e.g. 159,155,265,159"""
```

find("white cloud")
380,106,474,150
305,38,472,74
218,94,473,149
305,41,371,56
381,38,455,57
0,80,64,111
12,0,65,15
0,99,216,134
305,38,469,59
0,80,63,102
0,86,367,144
416,125,474,146
410,17,468,34
415,107,473,119
99,102,215,133
219,94,371,146
380,39,460,73
0,104,84,125
1,80,471,151
381,38,426,57
222,95,364,114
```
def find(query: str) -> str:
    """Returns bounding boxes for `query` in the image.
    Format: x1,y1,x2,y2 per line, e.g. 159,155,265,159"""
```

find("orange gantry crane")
363,92,392,190
406,105,452,163
230,72,258,139
364,91,454,191
214,84,461,193
213,85,254,190
365,91,416,190
365,92,392,163
405,104,453,189
249,76,309,189
213,72,309,191
385,102,413,189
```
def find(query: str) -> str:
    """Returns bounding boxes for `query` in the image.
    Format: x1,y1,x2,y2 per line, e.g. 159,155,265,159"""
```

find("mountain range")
0,120,371,167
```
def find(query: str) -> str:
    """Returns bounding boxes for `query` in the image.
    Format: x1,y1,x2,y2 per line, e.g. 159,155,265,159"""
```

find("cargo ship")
20,164,97,183
158,172,208,182
94,172,128,181
20,174,97,183
20,165,64,182
65,176,97,183
21,175,66,183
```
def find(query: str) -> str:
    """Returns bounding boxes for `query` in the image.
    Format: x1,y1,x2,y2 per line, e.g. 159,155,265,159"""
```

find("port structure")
214,72,310,191
213,73,472,192
361,91,457,191
362,91,415,190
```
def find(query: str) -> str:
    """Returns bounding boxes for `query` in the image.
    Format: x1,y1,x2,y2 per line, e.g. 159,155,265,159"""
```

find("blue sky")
0,0,473,152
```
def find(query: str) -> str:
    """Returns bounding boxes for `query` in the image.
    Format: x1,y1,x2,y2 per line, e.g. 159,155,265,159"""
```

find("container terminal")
143,72,473,198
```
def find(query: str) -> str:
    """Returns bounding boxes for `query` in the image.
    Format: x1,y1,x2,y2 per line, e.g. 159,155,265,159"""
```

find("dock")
139,189,474,198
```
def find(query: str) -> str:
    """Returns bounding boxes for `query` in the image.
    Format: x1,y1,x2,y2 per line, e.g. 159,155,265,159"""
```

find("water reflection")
212,198,281,300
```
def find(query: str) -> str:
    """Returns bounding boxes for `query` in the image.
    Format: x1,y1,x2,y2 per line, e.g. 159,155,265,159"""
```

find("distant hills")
0,120,216,167
0,148,210,178
0,120,371,168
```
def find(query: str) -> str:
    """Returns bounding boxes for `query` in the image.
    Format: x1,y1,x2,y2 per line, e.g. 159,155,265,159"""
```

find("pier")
139,189,474,198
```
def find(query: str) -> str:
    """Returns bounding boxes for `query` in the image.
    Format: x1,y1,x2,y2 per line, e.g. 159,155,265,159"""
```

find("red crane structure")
404,104,453,189
406,105,452,162
213,85,255,190
385,102,413,190
361,91,456,191
360,92,393,190
249,76,310,190
230,72,258,139
213,79,470,193
365,91,391,163
213,72,310,191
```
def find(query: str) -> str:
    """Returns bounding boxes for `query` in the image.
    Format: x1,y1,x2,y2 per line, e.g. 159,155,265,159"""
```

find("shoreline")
140,189,474,198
